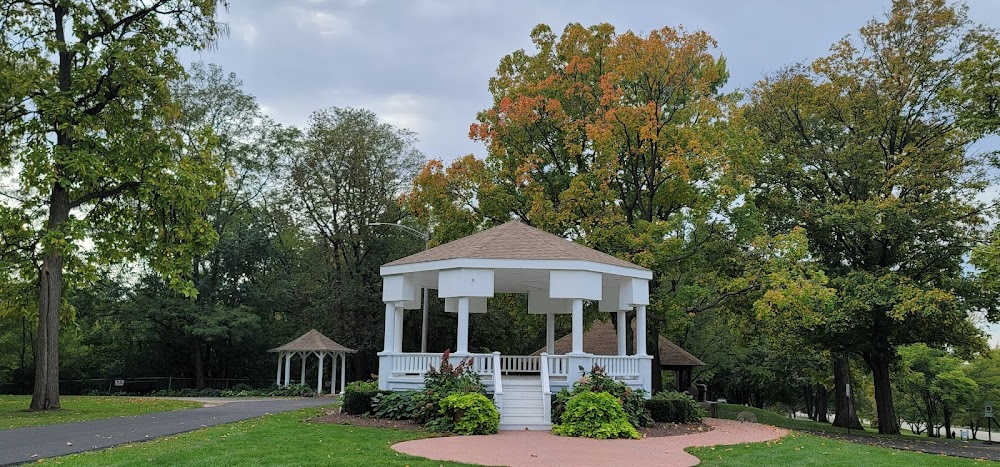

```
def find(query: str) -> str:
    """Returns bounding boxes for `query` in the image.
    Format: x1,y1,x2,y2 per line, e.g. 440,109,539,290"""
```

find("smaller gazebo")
269,329,356,394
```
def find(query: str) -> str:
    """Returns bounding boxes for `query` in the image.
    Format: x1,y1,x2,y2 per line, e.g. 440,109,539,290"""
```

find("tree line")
1,0,1000,439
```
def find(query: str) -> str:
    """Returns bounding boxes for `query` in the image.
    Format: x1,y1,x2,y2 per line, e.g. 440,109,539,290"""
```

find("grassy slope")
690,431,992,466
45,407,477,467
0,396,201,430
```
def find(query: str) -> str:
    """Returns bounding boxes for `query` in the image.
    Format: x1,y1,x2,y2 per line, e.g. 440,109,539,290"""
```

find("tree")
169,62,295,388
286,107,424,376
0,0,224,409
743,0,998,434
896,344,977,438
428,22,750,391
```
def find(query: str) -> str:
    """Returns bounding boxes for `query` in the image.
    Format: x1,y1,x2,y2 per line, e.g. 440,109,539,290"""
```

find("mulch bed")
312,409,712,438
311,409,427,430
639,421,713,438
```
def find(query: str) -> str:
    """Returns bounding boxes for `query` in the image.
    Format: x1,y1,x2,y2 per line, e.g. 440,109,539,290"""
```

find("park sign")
986,402,993,419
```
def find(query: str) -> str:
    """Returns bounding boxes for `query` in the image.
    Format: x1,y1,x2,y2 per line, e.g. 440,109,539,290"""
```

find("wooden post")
283,352,291,387
546,313,555,354
616,310,627,356
275,353,282,386
571,299,584,354
340,353,347,394
317,352,325,394
456,297,470,354
299,351,307,385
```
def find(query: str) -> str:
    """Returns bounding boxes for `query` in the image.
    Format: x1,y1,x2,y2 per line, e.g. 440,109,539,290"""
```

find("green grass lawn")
0,395,201,430
690,431,992,466
35,404,989,467
45,407,476,467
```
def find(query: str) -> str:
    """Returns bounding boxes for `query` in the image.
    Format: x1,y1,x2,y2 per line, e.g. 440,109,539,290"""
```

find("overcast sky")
181,1,1000,344
184,0,1000,162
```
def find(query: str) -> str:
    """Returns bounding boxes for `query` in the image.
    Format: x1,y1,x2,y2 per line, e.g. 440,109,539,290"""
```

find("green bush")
371,390,421,420
412,351,486,429
552,391,640,439
145,384,316,398
342,380,381,415
437,392,500,435
551,366,652,428
647,391,705,423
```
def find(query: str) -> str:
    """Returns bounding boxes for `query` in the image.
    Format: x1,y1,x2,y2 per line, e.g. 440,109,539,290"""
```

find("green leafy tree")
742,0,998,434
286,107,424,375
896,344,977,438
0,0,224,409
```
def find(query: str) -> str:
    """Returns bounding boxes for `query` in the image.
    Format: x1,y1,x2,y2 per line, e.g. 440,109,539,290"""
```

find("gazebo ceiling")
269,329,356,353
381,221,651,291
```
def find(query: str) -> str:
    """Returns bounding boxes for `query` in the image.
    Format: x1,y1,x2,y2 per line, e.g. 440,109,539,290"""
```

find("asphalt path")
0,397,333,465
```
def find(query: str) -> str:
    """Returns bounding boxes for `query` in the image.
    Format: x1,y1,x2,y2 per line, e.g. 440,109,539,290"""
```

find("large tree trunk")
864,351,901,435
30,185,70,411
650,321,663,393
831,352,862,429
804,385,816,420
193,337,207,389
943,407,954,439
815,385,829,423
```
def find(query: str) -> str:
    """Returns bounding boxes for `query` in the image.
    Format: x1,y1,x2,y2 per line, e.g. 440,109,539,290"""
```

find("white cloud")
288,7,352,37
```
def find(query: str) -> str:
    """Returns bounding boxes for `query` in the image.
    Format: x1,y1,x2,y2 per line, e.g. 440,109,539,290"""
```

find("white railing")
500,355,540,373
390,353,442,374
592,355,642,379
546,355,569,377
465,353,496,375
492,352,503,396
540,352,552,424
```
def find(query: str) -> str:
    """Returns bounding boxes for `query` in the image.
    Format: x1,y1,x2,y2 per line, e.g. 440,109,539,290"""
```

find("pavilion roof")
269,329,356,353
532,320,704,367
384,221,648,271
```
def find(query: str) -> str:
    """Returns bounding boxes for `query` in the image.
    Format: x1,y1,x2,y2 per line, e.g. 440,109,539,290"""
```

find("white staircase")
498,376,550,430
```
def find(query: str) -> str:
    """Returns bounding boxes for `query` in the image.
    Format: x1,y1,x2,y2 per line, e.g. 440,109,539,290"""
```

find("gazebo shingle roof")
384,221,648,271
532,320,704,367
269,329,356,353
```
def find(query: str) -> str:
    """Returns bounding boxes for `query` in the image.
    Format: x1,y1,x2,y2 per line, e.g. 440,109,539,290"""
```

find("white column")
275,353,282,386
617,310,627,356
284,352,291,387
331,352,338,395
546,313,555,354
340,353,347,394
300,352,307,385
383,302,396,353
393,307,404,353
571,298,584,354
317,352,325,394
456,297,470,354
636,304,647,356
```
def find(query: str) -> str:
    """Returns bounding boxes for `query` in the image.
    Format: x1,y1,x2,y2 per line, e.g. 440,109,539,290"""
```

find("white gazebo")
269,329,356,394
377,221,652,430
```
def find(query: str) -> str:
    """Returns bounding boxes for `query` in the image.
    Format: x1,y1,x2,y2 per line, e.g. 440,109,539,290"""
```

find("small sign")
114,379,125,387
961,430,970,441
986,402,993,418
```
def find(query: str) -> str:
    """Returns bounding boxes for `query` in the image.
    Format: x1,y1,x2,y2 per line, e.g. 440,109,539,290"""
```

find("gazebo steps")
499,376,547,430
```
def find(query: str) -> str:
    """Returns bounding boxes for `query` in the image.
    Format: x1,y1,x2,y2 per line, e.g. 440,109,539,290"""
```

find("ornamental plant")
646,391,706,423
438,392,500,435
552,391,640,439
552,365,652,428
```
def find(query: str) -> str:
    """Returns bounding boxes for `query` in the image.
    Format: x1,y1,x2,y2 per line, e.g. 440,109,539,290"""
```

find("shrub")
371,390,421,420
551,366,652,428
342,380,381,415
647,391,705,423
413,351,486,428
437,392,500,435
552,391,640,439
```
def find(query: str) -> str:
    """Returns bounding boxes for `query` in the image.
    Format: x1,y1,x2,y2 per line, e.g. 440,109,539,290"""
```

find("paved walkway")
393,418,787,467
0,397,333,466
